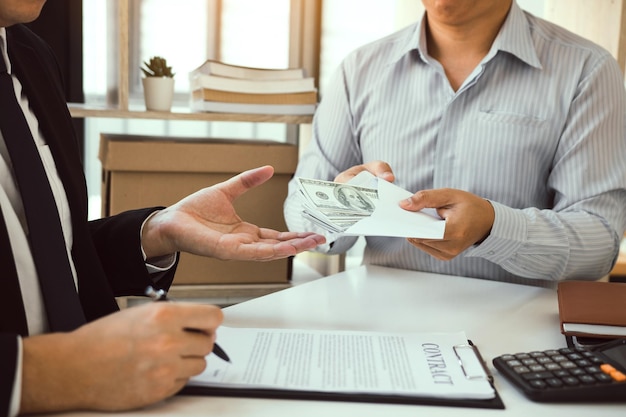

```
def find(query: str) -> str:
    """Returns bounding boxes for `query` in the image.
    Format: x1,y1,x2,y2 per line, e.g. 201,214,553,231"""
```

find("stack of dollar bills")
295,177,379,233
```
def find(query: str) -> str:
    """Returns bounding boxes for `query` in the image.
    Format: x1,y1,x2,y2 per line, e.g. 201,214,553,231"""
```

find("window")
221,0,291,69
82,0,301,219
319,1,422,94
136,0,210,95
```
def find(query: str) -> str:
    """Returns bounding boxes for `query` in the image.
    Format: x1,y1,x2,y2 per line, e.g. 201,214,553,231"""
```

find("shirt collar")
386,17,424,66
386,1,542,70
491,1,542,69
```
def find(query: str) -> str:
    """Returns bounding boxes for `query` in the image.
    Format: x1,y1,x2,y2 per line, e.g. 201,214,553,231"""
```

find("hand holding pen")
145,286,231,363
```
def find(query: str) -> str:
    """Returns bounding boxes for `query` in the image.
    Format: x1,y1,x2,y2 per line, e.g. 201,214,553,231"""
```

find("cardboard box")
99,133,297,285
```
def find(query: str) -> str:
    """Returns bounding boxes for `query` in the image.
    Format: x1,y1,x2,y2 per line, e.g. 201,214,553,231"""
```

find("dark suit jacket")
0,25,177,414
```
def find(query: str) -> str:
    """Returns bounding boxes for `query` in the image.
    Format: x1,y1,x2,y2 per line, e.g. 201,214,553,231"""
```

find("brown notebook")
557,281,626,339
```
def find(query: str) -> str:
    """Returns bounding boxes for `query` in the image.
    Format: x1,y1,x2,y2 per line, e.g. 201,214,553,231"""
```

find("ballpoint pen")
145,286,231,363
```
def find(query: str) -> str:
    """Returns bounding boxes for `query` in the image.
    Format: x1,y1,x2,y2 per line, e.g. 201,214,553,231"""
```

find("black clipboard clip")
453,341,494,383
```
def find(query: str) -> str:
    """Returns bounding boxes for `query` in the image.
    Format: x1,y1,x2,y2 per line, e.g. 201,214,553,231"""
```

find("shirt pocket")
452,109,556,207
477,108,546,128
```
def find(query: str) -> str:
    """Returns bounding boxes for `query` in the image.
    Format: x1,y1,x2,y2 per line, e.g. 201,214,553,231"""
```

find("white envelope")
341,172,446,239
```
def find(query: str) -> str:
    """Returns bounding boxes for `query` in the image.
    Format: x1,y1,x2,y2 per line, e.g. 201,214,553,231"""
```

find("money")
296,177,378,233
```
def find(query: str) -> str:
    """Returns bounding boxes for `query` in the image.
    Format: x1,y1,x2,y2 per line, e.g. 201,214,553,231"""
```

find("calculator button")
594,373,613,383
529,380,547,389
522,371,553,380
546,378,564,388
506,360,523,367
530,351,546,358
567,353,584,360
552,355,567,362
579,375,597,384
537,357,553,364
559,361,577,369
522,358,538,366
562,376,580,386
516,353,531,359
513,366,530,373
529,364,547,372
607,369,626,382
544,363,562,371
576,359,592,367
553,369,570,378
544,350,560,356
584,365,601,374
569,368,586,376
600,364,616,373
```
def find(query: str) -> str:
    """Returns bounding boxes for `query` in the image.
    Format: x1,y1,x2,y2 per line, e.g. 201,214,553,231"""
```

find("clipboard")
179,383,505,409
179,328,505,410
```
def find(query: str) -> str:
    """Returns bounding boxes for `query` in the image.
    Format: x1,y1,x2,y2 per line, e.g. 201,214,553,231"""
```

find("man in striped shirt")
285,0,626,287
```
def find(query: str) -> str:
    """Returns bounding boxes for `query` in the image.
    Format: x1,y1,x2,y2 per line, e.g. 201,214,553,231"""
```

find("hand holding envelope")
296,172,446,239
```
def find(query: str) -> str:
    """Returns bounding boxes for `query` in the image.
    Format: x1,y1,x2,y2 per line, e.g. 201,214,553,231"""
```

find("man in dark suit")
0,1,325,415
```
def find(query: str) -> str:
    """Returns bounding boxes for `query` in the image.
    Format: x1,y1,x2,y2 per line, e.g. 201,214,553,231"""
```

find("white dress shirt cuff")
139,211,176,272
10,337,23,417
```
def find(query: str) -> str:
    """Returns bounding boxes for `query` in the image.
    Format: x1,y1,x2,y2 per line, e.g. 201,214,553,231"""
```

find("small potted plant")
141,56,175,111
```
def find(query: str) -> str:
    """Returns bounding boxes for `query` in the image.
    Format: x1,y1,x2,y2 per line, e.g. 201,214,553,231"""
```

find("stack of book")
189,60,317,115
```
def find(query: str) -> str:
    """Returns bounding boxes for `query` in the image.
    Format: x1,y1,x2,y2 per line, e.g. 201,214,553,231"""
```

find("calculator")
492,338,626,402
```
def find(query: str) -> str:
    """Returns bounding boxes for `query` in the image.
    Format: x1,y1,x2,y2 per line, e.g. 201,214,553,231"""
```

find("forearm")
19,333,88,414
18,302,221,415
466,199,624,280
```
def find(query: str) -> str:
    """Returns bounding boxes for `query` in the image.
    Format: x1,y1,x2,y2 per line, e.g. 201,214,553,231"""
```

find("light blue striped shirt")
284,2,626,287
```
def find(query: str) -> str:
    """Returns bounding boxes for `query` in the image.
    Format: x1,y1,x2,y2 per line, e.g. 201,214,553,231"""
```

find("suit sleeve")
86,207,178,297
0,335,19,417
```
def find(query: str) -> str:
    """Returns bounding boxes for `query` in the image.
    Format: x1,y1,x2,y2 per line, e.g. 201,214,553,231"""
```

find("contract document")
184,327,503,409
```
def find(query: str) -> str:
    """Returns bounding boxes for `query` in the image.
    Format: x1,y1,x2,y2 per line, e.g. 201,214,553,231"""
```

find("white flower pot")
142,77,175,111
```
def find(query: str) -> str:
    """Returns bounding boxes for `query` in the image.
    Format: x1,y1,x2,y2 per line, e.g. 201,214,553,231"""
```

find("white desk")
50,266,623,416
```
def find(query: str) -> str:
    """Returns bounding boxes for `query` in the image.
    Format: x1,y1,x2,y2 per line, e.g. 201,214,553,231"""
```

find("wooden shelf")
73,1,319,129
68,103,313,124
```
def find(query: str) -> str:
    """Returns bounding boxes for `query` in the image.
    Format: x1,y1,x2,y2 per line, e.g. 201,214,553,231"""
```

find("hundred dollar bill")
296,177,378,214
301,208,367,233
296,177,380,233
301,211,345,233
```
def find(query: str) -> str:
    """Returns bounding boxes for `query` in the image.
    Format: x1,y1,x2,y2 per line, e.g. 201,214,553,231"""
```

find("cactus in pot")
141,56,175,111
